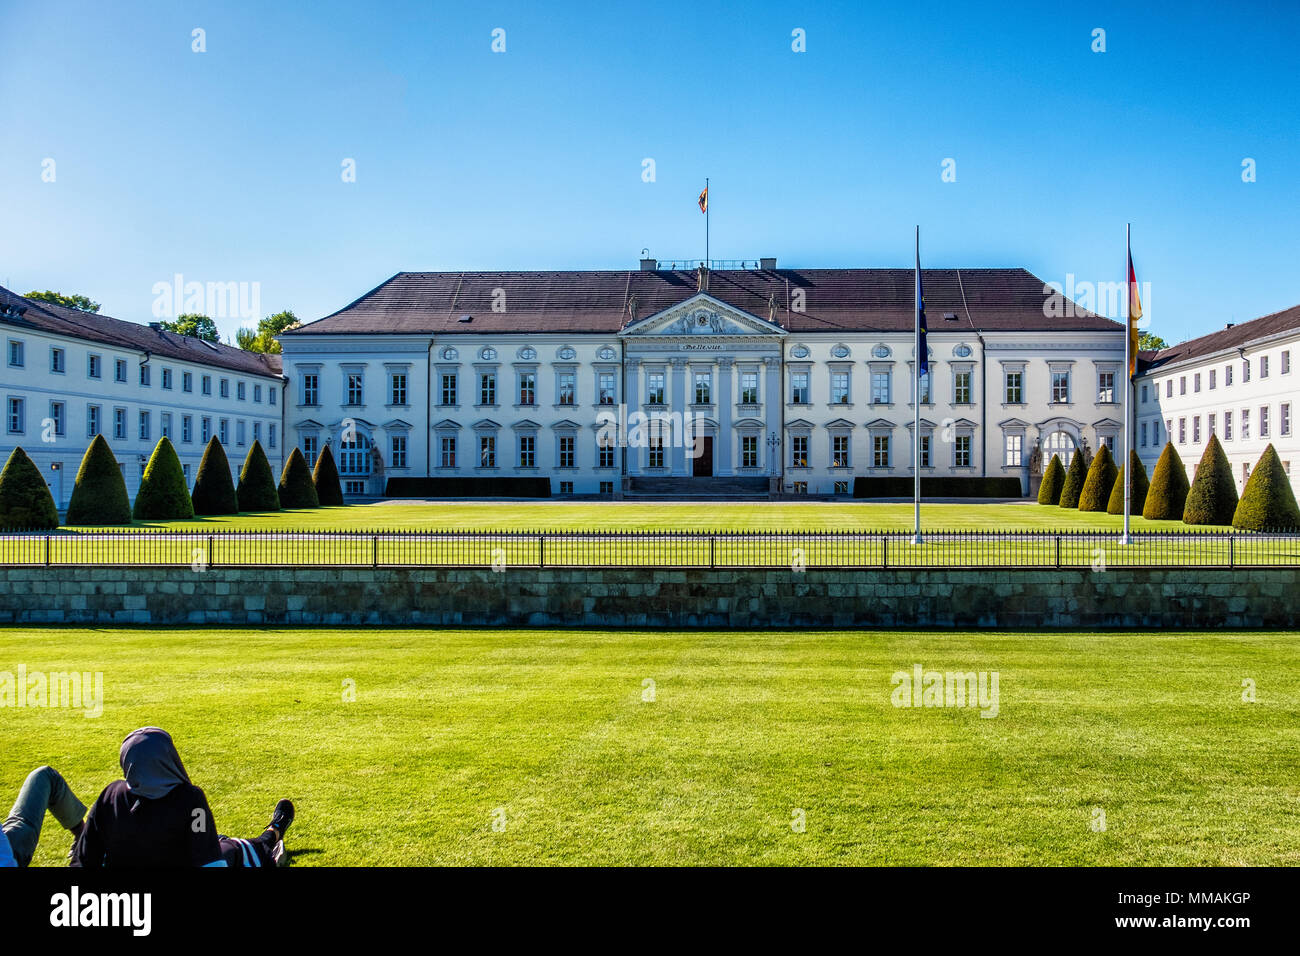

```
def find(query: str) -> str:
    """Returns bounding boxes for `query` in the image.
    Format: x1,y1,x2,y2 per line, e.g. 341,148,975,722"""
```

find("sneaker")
268,799,294,837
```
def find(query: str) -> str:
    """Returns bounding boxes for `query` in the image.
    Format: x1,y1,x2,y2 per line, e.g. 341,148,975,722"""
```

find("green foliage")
1077,444,1117,512
237,441,281,512
132,437,195,520
1107,450,1150,515
277,448,319,509
1183,435,1238,526
0,447,59,529
1138,331,1168,351
312,444,345,506
236,310,298,353
158,313,220,342
1143,442,1191,520
1232,444,1300,531
1037,454,1065,505
65,434,132,525
191,438,239,516
23,290,101,313
1058,452,1088,508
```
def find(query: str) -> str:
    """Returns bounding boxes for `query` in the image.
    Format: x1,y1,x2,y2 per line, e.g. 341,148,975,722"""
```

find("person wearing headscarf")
71,727,294,868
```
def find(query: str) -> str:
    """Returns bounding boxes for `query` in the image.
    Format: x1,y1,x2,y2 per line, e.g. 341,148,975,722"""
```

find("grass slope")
3,627,1296,866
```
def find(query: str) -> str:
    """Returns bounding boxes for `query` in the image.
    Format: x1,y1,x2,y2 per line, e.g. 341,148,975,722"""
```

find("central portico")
620,293,786,480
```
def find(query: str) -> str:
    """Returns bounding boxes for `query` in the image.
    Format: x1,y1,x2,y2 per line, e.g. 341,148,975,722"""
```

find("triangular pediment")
381,418,413,430
329,417,375,430
621,293,786,338
998,418,1031,428
431,418,461,430
1093,417,1123,428
825,418,857,429
865,418,896,429
785,418,815,429
296,419,324,430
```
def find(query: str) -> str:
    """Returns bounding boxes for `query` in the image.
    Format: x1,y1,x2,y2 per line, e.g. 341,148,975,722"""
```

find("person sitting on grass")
1,766,88,868
71,727,295,868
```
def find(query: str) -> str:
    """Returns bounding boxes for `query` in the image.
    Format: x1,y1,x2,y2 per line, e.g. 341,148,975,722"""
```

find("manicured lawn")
4,627,1296,866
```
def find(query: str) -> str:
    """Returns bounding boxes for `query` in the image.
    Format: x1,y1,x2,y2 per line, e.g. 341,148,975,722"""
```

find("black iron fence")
1,528,1299,569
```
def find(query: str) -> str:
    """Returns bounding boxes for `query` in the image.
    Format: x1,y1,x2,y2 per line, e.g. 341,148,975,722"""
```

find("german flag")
1127,250,1142,375
698,186,708,214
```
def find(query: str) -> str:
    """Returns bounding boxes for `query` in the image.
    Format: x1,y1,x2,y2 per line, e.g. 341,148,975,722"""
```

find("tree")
1058,451,1088,508
158,313,220,342
24,290,100,313
1182,434,1238,526
1232,444,1300,531
0,447,59,530
277,448,319,509
1138,331,1168,351
1107,450,1150,515
312,444,345,506
191,437,239,516
236,310,299,353
66,434,132,525
1142,442,1191,520
237,441,281,512
1077,444,1117,512
132,437,195,520
1037,454,1065,505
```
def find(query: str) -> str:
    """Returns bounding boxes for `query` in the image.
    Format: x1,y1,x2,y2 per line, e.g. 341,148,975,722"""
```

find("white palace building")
4,261,1296,506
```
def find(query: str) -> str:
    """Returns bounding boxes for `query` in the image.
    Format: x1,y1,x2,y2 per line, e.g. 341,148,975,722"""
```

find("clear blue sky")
1,0,1296,344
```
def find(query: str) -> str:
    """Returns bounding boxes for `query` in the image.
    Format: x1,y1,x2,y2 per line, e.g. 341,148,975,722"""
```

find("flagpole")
705,177,710,268
1122,223,1132,545
913,225,923,545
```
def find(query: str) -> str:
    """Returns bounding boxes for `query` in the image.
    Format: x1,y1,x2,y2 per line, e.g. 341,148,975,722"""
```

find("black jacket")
71,779,223,867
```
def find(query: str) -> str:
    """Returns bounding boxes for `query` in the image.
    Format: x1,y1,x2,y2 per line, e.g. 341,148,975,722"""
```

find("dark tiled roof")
0,286,282,378
285,268,1121,337
1142,304,1300,371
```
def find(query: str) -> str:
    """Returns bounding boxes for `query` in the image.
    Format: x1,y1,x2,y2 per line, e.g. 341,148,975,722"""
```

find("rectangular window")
162,368,173,390
1282,351,1291,375
873,435,890,468
183,464,191,485
1209,413,1216,436
302,373,318,406
346,373,363,405
269,389,276,406
954,370,972,404
88,404,101,438
559,481,573,496
1281,403,1291,437
1260,355,1269,378
600,481,614,496
219,419,228,445
441,373,458,406
1179,376,1186,396
201,417,211,443
1005,434,1023,467
112,358,126,383
954,435,972,468
647,372,665,405
479,372,496,406
1052,371,1070,403
7,340,23,367
741,435,758,468
831,372,850,404
50,348,65,373
236,420,245,446
648,437,664,469
1141,383,1149,403
740,372,759,405
558,435,575,468
385,372,406,405
598,371,616,405
1193,416,1201,443
1140,421,1148,447
518,435,535,468
479,435,496,468
692,372,710,405
1178,417,1186,443
1223,412,1232,441
918,435,931,468
218,377,229,398
6,397,23,434
254,384,262,402
1209,368,1217,389
518,372,535,405
558,372,576,406
391,435,407,468
598,440,616,469
301,435,317,467
139,410,150,441
1243,359,1251,383
183,371,193,392
440,436,457,468
1098,371,1115,403
236,381,245,400
870,371,890,404
832,435,850,467
1193,372,1201,393
1005,371,1023,404
791,372,809,405
268,424,277,448
791,435,808,467
834,481,849,495
182,415,192,443
1225,364,1233,386
918,371,930,405
88,354,101,379
1260,405,1270,437
201,374,212,396
115,408,127,440
1241,409,1250,440
161,412,172,440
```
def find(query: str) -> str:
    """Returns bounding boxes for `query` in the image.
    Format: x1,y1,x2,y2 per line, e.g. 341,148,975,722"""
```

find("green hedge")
386,477,552,498
1107,450,1150,515
236,441,281,512
1183,434,1238,526
1232,444,1300,531
66,434,132,525
277,447,320,510
311,444,345,507
1143,442,1191,520
0,447,59,530
1077,444,1117,512
132,437,195,520
1058,452,1088,508
1037,454,1065,505
852,476,1023,498
191,438,239,516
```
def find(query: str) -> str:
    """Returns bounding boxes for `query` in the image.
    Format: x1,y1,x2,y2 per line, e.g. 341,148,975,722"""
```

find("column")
670,356,688,476
717,357,733,476
624,357,641,476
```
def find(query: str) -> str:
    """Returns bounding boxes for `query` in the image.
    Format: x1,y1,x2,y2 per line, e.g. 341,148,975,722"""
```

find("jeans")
3,766,88,867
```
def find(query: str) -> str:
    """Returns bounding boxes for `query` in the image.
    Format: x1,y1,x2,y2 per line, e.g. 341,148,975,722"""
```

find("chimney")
759,257,777,270
1225,323,1235,329
639,257,657,272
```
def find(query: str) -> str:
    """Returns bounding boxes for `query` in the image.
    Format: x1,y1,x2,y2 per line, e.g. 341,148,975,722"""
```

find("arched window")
1042,429,1077,468
338,434,373,476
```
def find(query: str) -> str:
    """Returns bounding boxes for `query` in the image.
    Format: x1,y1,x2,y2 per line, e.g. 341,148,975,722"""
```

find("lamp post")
767,431,781,498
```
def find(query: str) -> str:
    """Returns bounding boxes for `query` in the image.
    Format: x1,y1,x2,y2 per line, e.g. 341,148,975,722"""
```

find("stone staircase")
625,475,771,499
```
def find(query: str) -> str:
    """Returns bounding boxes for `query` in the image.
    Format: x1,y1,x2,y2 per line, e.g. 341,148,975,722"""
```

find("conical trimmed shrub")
1037,454,1065,505
1107,450,1150,515
1232,444,1300,531
1077,444,1117,512
132,437,195,520
312,444,345,506
66,434,131,525
237,440,280,512
0,447,59,530
277,447,319,509
191,438,238,516
1058,451,1088,509
1183,434,1238,526
1143,442,1191,520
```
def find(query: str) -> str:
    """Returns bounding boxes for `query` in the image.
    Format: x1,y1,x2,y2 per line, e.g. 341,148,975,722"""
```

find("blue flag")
916,260,928,377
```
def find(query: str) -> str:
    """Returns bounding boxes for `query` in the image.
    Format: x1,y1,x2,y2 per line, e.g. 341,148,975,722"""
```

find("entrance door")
693,437,714,477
